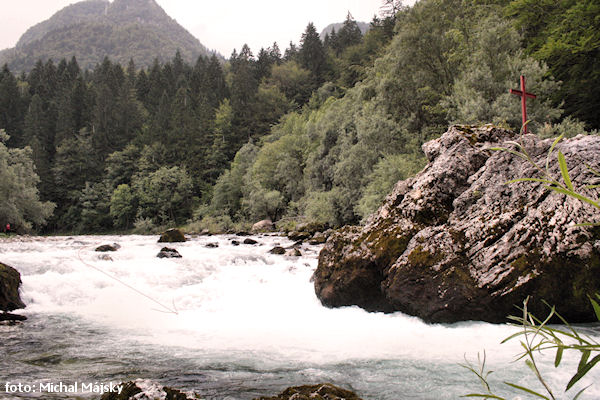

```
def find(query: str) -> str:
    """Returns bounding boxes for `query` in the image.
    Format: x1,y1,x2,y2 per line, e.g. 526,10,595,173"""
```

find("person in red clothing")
4,223,10,234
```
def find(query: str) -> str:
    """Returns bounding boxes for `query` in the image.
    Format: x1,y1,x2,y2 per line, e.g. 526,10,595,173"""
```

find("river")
1,235,598,399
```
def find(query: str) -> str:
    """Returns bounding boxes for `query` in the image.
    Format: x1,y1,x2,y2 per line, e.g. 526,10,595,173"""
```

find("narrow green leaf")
584,184,600,189
546,134,564,172
506,178,555,185
554,346,564,367
504,140,523,148
462,394,506,399
572,385,591,400
575,222,600,227
503,382,551,399
558,150,574,191
586,164,600,176
578,350,591,372
567,355,600,390
525,359,537,374
589,296,600,321
501,331,526,344
548,186,600,208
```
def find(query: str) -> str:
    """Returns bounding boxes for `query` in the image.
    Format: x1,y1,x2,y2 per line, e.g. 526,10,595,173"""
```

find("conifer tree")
0,65,24,147
298,22,327,84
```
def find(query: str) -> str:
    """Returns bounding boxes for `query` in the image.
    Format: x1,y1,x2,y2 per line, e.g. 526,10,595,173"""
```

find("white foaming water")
1,234,599,399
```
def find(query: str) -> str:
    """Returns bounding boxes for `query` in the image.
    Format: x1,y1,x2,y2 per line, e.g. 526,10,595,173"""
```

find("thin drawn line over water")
77,245,179,315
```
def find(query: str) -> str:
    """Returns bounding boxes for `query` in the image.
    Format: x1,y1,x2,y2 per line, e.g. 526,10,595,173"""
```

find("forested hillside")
0,0,598,234
0,0,212,72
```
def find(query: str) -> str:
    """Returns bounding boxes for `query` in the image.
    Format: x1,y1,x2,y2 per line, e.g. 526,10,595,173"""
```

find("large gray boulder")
252,219,274,232
314,125,600,323
0,262,26,312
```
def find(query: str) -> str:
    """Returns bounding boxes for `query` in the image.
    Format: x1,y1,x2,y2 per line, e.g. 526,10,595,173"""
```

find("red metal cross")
510,75,536,133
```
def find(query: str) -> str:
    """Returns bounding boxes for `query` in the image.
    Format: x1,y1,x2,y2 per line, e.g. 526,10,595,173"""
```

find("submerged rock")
205,242,219,248
100,379,202,400
287,231,311,242
95,244,120,252
314,125,600,323
0,312,27,322
255,383,363,400
286,248,302,257
269,246,286,255
158,229,186,243
156,247,182,258
243,238,258,245
0,262,26,312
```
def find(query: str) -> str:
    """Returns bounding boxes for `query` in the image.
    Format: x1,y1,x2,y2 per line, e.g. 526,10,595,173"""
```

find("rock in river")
158,228,186,243
314,125,600,323
95,243,120,252
0,262,27,321
156,247,182,258
100,379,201,400
255,383,363,400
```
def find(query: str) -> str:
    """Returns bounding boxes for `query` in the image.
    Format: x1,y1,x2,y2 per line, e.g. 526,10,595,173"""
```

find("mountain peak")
1,0,212,72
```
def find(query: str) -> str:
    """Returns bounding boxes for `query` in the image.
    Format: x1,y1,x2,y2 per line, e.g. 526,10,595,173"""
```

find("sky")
0,0,403,56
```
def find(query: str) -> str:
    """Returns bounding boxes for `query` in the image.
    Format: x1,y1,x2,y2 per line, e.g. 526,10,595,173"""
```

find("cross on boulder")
509,75,536,133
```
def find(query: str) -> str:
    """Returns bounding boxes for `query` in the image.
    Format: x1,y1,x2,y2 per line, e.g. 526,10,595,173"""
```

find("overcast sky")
0,0,409,56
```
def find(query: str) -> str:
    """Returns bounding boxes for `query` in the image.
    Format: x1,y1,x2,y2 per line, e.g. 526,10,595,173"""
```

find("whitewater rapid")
1,234,598,399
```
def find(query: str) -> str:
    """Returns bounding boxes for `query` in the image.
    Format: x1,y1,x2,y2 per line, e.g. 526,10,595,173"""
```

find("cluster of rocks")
286,222,332,245
268,245,302,257
100,380,202,400
314,125,600,323
100,381,362,400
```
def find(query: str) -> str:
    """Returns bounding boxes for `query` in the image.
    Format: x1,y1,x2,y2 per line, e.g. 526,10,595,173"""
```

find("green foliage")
134,166,194,226
302,190,342,227
242,184,285,222
265,61,313,106
444,12,562,132
110,184,137,229
0,130,55,232
356,153,426,219
298,22,328,85
132,217,158,235
505,0,600,129
537,117,599,140
209,142,259,219
79,181,112,232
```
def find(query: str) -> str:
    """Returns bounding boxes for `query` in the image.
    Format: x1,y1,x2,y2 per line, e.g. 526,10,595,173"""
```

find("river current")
0,235,598,399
